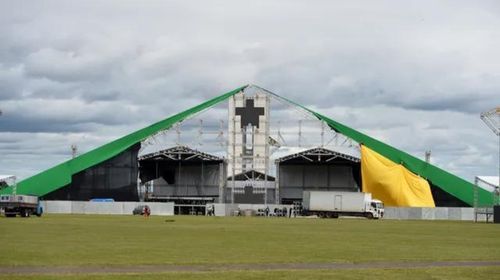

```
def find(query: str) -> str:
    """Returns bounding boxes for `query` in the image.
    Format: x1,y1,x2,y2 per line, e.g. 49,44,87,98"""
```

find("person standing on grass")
207,205,214,216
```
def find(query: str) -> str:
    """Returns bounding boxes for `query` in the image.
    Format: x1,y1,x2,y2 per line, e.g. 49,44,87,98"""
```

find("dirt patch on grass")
1,261,499,275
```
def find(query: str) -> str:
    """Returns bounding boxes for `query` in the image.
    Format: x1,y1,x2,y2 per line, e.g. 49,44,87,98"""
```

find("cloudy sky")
0,0,499,181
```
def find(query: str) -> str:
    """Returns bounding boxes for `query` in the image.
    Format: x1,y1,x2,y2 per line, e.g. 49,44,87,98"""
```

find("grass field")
0,214,499,279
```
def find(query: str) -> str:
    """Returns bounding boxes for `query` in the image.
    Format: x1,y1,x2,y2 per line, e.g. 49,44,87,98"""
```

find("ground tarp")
361,145,435,207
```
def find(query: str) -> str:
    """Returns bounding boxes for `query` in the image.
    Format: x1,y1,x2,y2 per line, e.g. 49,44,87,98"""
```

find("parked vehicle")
302,191,384,219
0,194,43,217
132,205,150,215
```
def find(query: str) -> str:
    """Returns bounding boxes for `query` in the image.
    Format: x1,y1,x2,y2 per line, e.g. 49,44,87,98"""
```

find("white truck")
302,191,384,219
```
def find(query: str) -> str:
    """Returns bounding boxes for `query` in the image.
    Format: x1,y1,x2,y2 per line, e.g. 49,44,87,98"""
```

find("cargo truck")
0,194,43,217
302,191,384,219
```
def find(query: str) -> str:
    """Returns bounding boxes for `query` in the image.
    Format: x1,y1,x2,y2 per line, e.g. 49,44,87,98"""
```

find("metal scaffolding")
138,85,360,206
480,107,500,206
474,107,500,222
138,146,226,213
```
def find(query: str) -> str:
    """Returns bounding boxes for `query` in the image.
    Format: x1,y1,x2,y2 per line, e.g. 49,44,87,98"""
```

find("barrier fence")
42,201,174,216
41,201,480,221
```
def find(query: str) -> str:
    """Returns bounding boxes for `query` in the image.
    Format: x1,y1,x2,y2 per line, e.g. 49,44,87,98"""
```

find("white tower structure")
228,90,270,203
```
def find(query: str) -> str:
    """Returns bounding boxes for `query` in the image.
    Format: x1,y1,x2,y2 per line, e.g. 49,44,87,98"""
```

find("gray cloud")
0,0,499,181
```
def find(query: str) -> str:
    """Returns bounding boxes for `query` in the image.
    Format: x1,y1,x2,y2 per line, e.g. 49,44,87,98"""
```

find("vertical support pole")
264,93,270,205
178,160,182,197
298,120,302,147
425,150,431,163
219,162,225,203
175,123,181,146
231,95,236,204
321,121,325,148
71,144,77,159
497,133,500,206
198,119,203,147
275,161,280,204
277,120,282,145
219,119,224,148
201,160,204,196
474,176,478,222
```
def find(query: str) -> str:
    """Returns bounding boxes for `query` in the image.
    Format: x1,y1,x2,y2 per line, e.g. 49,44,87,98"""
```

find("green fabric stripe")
2,84,489,206
265,92,490,206
0,85,247,196
310,112,490,206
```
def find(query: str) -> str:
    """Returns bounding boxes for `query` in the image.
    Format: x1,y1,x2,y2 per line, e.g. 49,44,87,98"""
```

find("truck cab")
368,199,384,219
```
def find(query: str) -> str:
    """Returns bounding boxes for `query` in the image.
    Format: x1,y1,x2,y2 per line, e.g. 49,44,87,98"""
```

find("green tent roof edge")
1,84,490,206
267,92,491,206
0,85,248,197
313,112,492,206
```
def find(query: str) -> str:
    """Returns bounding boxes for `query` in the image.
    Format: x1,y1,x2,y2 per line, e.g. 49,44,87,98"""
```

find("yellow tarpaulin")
361,145,435,207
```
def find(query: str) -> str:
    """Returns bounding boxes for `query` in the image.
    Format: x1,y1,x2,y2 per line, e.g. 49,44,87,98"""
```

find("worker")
207,205,215,216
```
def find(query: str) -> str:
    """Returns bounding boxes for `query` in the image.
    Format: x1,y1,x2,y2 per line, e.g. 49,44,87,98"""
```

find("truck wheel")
5,213,16,218
326,213,338,219
366,213,374,219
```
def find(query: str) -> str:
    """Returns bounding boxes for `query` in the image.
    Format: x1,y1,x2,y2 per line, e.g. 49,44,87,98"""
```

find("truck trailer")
0,195,43,217
302,191,384,219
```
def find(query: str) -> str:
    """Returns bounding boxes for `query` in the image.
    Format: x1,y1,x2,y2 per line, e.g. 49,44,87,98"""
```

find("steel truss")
274,147,360,163
138,85,361,205
139,145,223,162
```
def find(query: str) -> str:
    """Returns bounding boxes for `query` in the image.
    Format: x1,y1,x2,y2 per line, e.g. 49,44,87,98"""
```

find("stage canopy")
0,85,492,206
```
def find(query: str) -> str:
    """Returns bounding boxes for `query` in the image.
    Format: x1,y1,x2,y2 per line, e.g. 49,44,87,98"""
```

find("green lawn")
0,214,499,279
